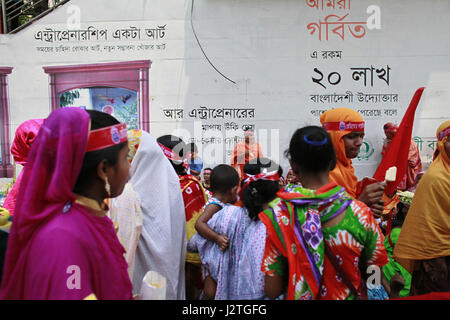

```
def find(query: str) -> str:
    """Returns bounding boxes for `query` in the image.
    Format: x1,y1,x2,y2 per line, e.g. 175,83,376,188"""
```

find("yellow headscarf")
127,129,142,161
393,120,450,273
0,207,11,232
320,108,364,198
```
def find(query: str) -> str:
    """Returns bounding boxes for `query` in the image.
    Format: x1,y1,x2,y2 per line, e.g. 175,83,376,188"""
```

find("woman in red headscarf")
3,119,44,216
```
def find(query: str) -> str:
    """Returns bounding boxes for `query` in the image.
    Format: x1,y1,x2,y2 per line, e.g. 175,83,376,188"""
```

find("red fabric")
239,171,280,198
373,88,425,195
179,175,207,222
4,119,44,216
180,174,207,266
86,123,127,152
383,122,398,135
10,119,45,165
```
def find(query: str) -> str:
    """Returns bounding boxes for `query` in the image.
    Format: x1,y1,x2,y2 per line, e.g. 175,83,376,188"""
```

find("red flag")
372,87,425,195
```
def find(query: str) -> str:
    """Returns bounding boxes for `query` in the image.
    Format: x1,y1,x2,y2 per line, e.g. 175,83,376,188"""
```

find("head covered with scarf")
0,108,132,299
120,129,186,299
156,135,207,268
394,120,450,273
10,119,45,165
383,122,398,138
3,119,45,215
320,108,365,198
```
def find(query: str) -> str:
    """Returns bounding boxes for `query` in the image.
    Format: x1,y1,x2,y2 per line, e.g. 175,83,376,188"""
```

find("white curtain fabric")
128,131,187,300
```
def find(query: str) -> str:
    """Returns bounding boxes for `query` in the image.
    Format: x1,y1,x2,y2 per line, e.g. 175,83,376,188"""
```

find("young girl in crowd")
194,164,240,299
190,157,282,300
0,108,133,299
260,125,389,300
157,135,208,300
195,164,240,252
286,168,300,185
202,168,212,192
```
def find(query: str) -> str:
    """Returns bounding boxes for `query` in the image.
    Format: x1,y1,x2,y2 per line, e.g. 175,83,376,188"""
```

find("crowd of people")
0,106,448,300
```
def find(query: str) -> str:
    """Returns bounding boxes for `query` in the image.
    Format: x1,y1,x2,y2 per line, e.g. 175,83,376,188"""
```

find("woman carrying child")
190,158,282,300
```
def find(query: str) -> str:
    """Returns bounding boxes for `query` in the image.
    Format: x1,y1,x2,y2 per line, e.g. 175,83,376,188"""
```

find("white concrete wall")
0,0,449,183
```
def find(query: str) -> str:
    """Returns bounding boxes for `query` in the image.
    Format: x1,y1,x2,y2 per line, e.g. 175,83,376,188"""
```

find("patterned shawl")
259,182,353,299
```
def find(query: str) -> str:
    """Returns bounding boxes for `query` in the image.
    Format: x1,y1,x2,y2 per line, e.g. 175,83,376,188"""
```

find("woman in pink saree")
0,108,133,300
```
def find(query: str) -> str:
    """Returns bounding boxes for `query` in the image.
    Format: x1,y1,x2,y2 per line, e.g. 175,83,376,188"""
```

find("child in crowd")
187,143,203,180
194,164,240,299
286,168,300,185
195,164,240,252
190,158,281,300
202,168,212,191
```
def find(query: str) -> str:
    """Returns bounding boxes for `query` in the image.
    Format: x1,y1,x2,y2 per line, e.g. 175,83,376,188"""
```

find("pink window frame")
0,67,14,178
43,60,151,131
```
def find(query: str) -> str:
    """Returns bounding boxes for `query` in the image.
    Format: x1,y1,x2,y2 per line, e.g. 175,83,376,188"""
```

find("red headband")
322,121,365,132
438,126,450,141
158,143,190,171
386,127,398,134
86,123,128,152
239,170,280,199
384,123,398,134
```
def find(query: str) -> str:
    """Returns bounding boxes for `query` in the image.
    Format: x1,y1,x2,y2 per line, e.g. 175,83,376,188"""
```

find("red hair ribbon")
322,121,365,132
86,123,127,152
239,170,280,199
158,143,190,171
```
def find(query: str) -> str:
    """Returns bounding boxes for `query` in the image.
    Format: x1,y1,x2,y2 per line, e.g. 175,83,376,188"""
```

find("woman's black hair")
285,126,336,174
210,164,240,193
241,157,281,221
392,202,409,228
157,134,188,175
73,110,127,193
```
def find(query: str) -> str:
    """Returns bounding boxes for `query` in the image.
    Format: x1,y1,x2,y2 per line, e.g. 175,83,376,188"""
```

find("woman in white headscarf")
109,129,187,300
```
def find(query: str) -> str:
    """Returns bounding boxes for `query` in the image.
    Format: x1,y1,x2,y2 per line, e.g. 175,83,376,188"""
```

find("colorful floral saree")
259,182,388,300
